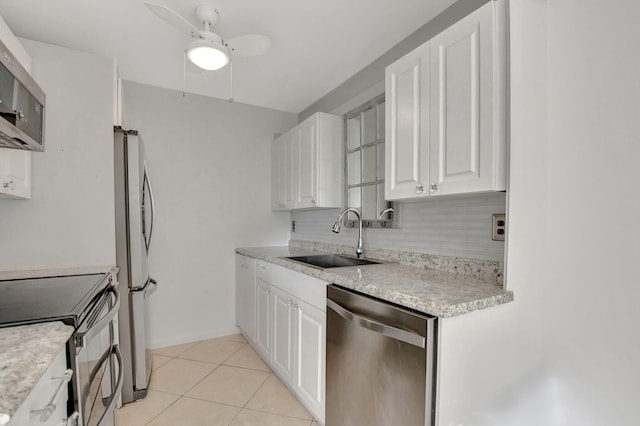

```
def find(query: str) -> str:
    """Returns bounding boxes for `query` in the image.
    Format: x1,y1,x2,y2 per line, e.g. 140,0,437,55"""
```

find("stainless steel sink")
285,254,381,269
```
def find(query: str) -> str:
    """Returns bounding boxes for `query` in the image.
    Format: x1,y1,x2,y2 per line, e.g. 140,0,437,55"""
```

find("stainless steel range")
0,272,122,426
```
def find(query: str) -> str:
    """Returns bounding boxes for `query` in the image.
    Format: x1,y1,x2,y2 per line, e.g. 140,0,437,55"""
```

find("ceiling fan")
145,2,271,71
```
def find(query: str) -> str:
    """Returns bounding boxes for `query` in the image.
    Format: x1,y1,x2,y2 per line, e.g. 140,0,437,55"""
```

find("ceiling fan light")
187,39,230,71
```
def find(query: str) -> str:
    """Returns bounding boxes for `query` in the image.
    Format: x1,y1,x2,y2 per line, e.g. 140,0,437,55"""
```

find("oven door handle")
96,345,124,426
75,286,120,349
327,298,426,348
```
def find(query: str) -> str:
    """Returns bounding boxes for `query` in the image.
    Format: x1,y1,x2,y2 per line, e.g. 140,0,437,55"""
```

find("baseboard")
147,326,241,349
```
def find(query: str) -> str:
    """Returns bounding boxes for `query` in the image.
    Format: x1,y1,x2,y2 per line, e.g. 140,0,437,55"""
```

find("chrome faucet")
332,208,363,258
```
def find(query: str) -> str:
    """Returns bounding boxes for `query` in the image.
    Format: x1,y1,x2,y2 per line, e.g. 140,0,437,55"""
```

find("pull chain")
228,61,234,103
182,51,186,97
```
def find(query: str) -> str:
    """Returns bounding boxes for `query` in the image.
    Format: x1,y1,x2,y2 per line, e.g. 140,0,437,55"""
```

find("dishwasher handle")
327,298,426,348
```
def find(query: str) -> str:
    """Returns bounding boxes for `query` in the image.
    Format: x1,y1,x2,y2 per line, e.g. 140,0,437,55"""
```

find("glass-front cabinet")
344,95,396,227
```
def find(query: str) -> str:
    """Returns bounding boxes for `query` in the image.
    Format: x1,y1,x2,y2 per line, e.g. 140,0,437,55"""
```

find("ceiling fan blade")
225,34,271,57
145,2,202,39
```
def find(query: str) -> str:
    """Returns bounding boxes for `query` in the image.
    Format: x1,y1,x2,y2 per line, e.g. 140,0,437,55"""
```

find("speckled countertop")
236,246,513,318
0,322,74,425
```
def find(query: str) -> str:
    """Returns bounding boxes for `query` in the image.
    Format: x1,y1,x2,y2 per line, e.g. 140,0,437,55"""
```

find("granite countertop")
0,322,74,425
236,246,513,318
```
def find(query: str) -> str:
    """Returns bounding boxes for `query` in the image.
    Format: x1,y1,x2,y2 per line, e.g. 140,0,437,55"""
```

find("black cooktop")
0,273,110,329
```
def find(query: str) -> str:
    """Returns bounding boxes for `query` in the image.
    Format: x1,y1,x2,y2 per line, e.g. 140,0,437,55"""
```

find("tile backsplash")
290,192,507,262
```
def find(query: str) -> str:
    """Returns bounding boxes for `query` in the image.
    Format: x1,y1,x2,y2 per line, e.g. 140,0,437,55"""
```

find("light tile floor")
116,334,321,426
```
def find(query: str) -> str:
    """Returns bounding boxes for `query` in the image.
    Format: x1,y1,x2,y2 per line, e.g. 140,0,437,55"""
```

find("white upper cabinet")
296,116,318,208
272,112,343,211
385,0,507,201
385,42,430,200
0,148,31,199
271,135,284,210
0,16,32,200
271,131,296,210
429,0,507,195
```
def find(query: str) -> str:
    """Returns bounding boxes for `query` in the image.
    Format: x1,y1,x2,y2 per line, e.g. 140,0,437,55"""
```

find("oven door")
74,285,123,426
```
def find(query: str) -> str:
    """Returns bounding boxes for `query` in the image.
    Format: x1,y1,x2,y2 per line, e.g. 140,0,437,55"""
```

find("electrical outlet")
291,220,296,233
492,214,506,241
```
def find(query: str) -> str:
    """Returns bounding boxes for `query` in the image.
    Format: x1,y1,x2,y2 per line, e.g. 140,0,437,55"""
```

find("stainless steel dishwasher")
326,284,438,426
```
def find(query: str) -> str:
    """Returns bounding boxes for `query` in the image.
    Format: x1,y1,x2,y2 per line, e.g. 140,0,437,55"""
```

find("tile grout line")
146,339,251,424
143,350,188,426
137,335,314,425
178,341,248,397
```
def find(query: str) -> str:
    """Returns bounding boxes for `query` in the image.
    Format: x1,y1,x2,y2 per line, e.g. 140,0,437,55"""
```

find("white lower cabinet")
271,285,296,387
235,254,256,344
244,258,327,424
254,276,272,362
9,345,71,425
294,298,325,421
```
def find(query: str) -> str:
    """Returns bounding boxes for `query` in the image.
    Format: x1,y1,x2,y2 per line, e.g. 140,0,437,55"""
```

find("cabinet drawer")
270,263,327,311
255,260,272,282
253,260,328,311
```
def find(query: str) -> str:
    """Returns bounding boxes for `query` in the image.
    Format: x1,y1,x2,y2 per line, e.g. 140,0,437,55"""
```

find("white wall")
437,0,640,425
0,39,116,271
121,81,297,348
542,0,640,423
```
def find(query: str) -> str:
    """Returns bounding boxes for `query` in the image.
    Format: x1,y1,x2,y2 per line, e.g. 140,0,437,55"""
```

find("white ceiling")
0,0,457,113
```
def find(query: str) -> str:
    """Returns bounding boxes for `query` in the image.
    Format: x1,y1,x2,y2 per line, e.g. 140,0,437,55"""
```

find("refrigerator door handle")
142,162,155,253
133,277,158,294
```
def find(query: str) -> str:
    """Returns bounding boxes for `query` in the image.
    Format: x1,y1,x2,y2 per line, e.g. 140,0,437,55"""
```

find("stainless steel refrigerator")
114,126,157,403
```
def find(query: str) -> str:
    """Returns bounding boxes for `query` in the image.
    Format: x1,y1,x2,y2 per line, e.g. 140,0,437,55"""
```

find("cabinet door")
255,277,272,361
429,1,506,195
272,131,297,211
9,345,69,426
385,42,430,200
283,131,297,210
235,255,256,344
271,137,284,210
295,299,326,423
0,148,31,199
296,117,318,208
271,286,296,387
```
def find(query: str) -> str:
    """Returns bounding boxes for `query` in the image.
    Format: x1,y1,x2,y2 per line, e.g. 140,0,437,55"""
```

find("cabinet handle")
415,184,424,194
2,180,15,190
30,369,73,422
311,199,316,205
429,183,438,192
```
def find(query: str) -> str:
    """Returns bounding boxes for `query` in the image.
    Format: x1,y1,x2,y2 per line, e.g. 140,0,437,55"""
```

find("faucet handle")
378,207,394,219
